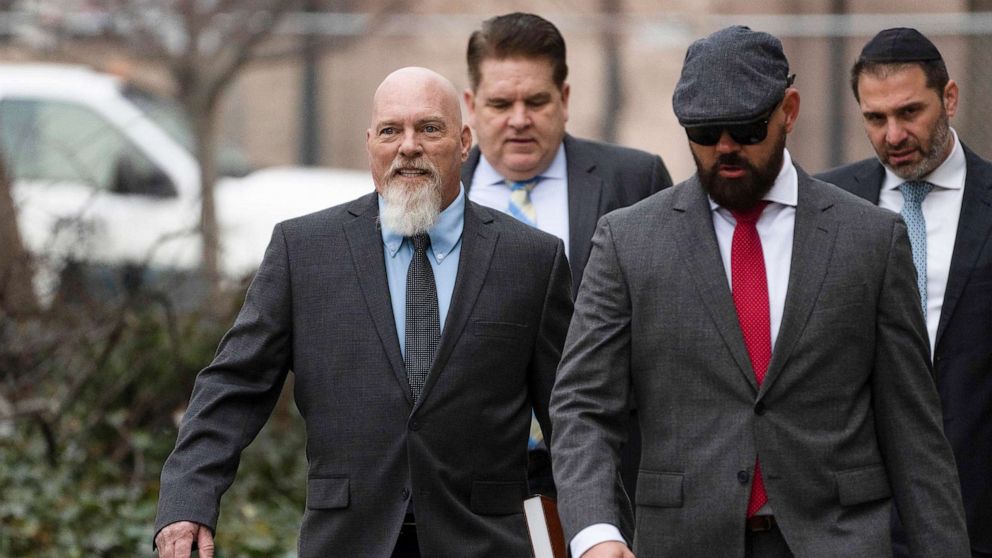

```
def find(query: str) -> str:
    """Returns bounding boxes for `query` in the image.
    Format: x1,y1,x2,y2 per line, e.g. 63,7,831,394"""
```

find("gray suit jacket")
550,168,969,557
818,146,992,555
461,134,672,299
155,194,573,557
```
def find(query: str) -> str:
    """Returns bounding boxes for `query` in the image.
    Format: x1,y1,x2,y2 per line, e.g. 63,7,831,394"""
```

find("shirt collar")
476,142,567,186
708,148,799,212
881,128,965,192
379,184,466,261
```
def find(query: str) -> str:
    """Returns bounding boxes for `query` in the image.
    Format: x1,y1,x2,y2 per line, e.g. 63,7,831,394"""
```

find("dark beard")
886,110,951,181
694,132,786,211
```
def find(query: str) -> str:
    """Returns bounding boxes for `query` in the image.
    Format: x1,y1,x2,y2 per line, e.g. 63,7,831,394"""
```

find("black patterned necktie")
404,233,440,403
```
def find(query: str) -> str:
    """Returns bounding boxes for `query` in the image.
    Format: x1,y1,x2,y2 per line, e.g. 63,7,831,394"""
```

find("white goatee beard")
378,160,444,237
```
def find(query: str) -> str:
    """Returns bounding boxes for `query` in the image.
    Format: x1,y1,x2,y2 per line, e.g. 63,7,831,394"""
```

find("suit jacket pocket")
470,480,527,515
307,476,350,510
636,470,684,508
471,320,530,339
835,465,891,506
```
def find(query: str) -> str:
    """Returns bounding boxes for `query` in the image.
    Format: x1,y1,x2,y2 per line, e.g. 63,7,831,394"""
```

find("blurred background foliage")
0,280,307,556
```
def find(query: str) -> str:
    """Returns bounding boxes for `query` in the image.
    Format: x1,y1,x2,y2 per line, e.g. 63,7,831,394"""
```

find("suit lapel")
672,178,758,391
760,171,838,398
465,137,598,298
415,201,498,409
564,135,605,290
936,146,992,348
848,161,885,204
461,148,480,192
343,194,412,405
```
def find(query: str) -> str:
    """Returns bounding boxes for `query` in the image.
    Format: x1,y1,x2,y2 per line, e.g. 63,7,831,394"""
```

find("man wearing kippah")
818,27,992,558
551,25,969,558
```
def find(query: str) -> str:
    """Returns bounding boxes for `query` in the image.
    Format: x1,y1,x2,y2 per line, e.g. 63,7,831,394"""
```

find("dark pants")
391,519,421,558
528,444,555,496
745,522,793,558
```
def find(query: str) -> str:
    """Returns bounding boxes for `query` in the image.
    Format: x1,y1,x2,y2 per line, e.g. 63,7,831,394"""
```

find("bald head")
371,67,464,129
367,67,472,211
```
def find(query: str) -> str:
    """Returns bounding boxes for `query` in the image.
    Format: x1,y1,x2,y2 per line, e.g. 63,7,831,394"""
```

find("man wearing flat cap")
551,25,969,558
818,27,992,558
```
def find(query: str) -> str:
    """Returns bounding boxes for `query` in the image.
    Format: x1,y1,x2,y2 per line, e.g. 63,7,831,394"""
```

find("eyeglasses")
685,105,777,146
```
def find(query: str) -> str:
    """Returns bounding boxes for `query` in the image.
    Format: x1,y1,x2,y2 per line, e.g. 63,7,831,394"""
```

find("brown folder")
524,494,567,558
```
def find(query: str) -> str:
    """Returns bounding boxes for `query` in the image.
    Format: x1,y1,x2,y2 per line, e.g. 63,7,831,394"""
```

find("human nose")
885,120,908,146
398,129,422,157
508,102,530,130
715,130,741,153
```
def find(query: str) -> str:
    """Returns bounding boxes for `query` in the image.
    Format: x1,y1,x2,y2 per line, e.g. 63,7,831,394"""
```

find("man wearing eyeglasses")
550,25,968,558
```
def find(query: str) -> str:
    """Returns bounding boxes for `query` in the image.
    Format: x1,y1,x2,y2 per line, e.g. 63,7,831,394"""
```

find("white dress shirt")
468,144,571,255
877,129,965,354
570,149,799,558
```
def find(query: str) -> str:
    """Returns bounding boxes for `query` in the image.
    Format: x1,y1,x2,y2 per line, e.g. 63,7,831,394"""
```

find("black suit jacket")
461,134,672,299
818,146,992,555
155,195,573,557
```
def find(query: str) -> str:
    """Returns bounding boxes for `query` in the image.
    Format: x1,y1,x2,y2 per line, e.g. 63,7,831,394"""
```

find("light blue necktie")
898,181,934,317
507,178,539,228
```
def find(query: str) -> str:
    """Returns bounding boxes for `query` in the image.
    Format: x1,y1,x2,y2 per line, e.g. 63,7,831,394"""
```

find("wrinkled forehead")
371,74,461,126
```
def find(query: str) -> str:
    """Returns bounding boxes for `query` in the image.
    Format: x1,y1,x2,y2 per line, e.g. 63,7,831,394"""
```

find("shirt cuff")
570,523,627,558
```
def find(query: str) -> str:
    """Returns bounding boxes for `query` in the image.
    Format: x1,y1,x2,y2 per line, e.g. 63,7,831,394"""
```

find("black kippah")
858,27,943,63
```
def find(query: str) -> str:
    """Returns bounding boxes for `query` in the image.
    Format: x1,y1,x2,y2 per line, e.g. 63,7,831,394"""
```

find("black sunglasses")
685,105,777,146
685,76,796,146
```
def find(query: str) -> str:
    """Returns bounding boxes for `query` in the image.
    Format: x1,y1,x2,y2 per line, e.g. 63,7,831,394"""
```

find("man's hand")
582,541,635,558
155,521,214,558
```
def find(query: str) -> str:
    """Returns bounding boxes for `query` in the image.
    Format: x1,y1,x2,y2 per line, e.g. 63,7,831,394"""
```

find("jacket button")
402,488,410,500
409,421,420,431
738,470,750,484
754,402,766,416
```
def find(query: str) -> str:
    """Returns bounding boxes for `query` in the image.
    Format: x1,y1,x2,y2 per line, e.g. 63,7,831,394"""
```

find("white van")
0,64,374,301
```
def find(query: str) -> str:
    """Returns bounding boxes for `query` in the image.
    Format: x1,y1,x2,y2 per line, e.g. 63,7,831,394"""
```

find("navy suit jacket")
818,145,992,555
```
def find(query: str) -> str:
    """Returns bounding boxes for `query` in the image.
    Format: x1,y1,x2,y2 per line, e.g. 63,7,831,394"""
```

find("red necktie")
731,201,771,518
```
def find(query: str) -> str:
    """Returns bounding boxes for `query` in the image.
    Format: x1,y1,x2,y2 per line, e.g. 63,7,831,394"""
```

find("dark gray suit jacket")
461,134,672,299
551,168,969,557
155,194,573,557
818,146,992,555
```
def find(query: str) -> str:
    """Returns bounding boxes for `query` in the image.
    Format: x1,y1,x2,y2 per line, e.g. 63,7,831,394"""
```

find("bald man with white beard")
153,67,572,558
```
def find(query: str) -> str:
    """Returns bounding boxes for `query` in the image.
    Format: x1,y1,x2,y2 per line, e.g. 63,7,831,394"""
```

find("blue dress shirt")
378,185,465,356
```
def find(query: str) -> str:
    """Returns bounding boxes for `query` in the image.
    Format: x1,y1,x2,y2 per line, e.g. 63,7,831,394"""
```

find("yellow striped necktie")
507,177,543,450
507,178,539,227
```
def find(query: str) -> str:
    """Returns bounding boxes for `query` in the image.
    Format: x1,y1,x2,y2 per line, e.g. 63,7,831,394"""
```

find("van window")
0,98,176,197
122,84,253,178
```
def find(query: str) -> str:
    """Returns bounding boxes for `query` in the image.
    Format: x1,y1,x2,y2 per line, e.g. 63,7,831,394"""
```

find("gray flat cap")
673,26,791,127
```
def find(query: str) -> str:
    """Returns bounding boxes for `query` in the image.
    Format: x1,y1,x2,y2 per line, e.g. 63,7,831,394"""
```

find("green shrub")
0,286,307,557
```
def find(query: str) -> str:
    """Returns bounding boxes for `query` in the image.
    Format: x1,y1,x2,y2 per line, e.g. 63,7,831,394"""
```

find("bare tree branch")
201,1,301,109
